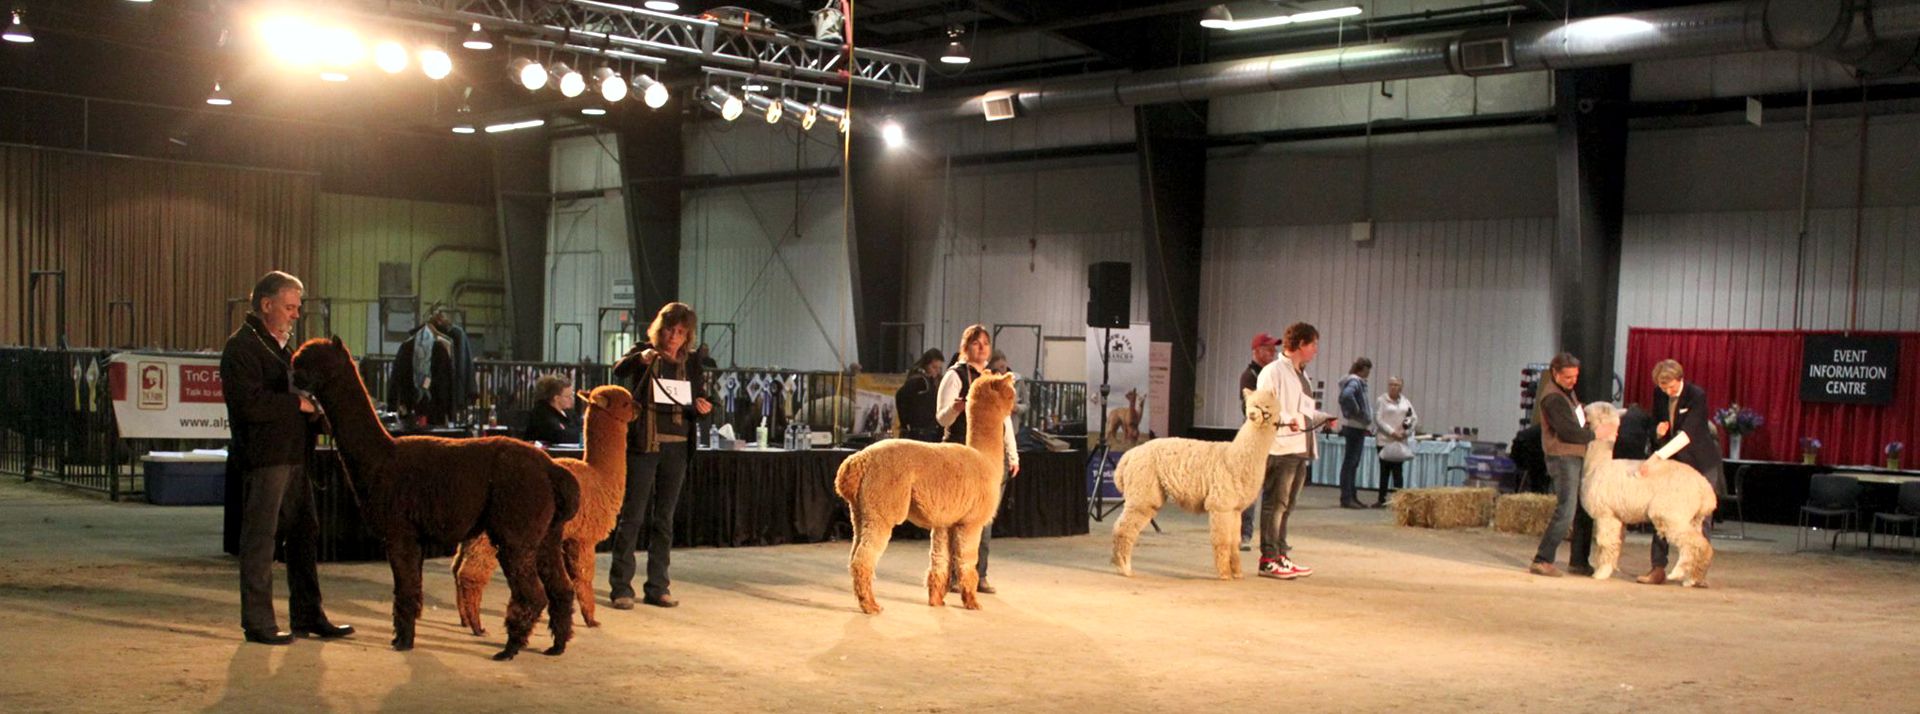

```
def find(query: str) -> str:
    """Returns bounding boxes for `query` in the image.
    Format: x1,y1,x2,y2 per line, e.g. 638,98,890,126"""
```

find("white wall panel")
1196,218,1556,442
681,180,856,371
684,121,843,177
546,135,632,363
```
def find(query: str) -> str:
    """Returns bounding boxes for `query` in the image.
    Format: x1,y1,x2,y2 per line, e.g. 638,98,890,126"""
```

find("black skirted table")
224,445,1090,562
1722,459,1920,526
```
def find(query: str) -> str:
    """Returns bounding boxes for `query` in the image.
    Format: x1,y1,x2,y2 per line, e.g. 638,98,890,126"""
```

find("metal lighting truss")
362,0,926,92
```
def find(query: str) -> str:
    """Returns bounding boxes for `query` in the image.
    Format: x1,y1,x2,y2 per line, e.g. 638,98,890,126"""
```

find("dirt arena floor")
2,476,1917,713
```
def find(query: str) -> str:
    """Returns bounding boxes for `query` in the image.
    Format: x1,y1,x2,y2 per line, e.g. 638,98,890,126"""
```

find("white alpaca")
1111,388,1282,579
1581,402,1718,587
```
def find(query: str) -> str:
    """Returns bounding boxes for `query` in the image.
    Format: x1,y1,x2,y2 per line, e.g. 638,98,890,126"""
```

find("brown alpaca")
834,371,1018,614
454,385,638,634
291,337,578,661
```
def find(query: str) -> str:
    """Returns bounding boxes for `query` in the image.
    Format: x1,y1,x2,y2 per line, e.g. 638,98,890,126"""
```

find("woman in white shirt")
934,325,1019,594
1371,377,1417,508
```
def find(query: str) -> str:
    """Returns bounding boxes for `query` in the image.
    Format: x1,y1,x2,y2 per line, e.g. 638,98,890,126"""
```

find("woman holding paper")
608,302,712,609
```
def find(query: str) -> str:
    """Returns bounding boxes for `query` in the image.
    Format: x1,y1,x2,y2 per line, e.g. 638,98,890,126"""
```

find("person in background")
1371,376,1417,508
1254,322,1336,580
523,373,579,445
428,307,476,416
1641,359,1724,586
1337,357,1375,509
987,350,1030,423
894,348,946,441
1529,352,1601,578
1239,332,1280,551
221,270,352,645
608,302,713,609
936,325,1019,594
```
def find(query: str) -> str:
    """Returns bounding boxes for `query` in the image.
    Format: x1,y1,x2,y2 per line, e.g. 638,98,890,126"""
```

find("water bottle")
801,423,812,450
783,423,796,450
757,416,770,448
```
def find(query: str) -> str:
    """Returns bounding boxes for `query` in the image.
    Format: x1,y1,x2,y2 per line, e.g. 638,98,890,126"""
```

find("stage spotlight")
373,41,409,73
941,40,971,65
632,74,669,109
462,22,493,50
781,97,817,130
205,79,233,106
317,25,362,69
744,93,781,123
815,103,849,133
418,46,453,79
319,71,349,82
595,67,627,102
643,1,680,11
702,85,743,121
510,57,547,90
551,62,585,97
4,9,34,43
881,121,905,148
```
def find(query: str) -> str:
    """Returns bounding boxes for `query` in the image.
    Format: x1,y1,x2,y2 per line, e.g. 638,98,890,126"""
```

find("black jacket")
894,372,939,438
1653,382,1722,473
523,404,578,445
220,314,313,473
613,342,707,455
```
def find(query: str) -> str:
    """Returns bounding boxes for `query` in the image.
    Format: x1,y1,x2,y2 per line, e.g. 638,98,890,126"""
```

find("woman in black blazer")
1642,359,1723,585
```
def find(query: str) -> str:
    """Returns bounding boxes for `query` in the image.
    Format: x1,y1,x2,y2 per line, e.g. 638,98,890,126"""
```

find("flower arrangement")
1890,442,1906,470
1800,436,1822,465
1714,404,1764,436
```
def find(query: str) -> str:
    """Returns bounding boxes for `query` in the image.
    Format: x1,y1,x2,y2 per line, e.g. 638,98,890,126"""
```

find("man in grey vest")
1529,352,1600,577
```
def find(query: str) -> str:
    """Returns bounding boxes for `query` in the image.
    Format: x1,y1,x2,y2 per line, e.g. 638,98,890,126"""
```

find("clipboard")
653,377,692,406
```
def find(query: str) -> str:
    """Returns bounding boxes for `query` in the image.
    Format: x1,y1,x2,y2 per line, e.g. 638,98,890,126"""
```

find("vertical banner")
107,353,232,439
1148,341,1171,439
851,373,906,437
1086,324,1151,451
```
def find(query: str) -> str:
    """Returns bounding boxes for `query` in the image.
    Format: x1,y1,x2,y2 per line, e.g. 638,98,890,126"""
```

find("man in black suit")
1642,359,1724,585
221,271,352,644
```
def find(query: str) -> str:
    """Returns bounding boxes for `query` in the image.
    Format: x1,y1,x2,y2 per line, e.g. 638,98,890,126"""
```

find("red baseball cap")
1251,332,1279,350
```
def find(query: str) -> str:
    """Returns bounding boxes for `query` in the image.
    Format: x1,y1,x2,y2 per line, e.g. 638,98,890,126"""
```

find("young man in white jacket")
1252,323,1339,580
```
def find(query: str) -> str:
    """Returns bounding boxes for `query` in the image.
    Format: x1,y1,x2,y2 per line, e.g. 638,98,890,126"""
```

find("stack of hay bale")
1492,493,1559,536
1392,487,1497,529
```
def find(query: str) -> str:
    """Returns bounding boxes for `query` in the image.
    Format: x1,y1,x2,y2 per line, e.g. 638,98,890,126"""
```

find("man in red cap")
1236,332,1280,550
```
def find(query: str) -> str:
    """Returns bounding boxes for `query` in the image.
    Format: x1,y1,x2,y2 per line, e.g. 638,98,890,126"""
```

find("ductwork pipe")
915,0,1920,122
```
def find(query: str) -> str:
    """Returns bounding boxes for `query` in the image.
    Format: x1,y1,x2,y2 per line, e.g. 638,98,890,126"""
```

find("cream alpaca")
1110,388,1282,579
455,386,639,632
1581,402,1718,587
834,372,1019,614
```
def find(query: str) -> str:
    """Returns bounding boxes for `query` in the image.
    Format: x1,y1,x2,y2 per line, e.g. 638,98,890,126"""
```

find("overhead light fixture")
319,71,349,82
4,9,33,43
744,92,781,123
373,41,409,73
484,118,546,133
462,22,493,50
781,97,817,129
940,25,970,65
815,103,849,133
551,62,585,97
205,79,233,106
510,57,547,90
317,25,362,69
643,1,681,11
702,85,743,121
742,81,769,93
1202,4,1362,31
451,124,476,134
595,67,627,102
881,120,906,148
581,105,608,116
418,46,452,79
632,74,669,108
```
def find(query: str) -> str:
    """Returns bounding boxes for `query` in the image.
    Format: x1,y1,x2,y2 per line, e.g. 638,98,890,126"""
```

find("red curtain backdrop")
1626,328,1919,467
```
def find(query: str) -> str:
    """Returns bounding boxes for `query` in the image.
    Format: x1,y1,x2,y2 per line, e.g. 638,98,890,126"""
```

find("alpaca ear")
329,335,344,349
576,389,594,406
1242,388,1254,401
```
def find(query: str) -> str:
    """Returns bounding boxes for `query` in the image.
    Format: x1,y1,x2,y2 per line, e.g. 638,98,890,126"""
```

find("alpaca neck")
1583,439,1614,477
964,406,1007,461
582,411,629,481
317,372,396,487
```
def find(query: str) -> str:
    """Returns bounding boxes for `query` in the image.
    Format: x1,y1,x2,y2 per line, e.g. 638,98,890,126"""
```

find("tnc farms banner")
1800,335,1899,406
108,353,232,439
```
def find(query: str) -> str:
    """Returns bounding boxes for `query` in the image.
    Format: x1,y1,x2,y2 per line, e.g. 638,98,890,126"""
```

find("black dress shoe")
1340,501,1368,510
244,629,294,645
292,622,355,639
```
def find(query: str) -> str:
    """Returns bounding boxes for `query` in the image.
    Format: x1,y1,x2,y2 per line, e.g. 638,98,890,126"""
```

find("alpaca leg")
1207,509,1240,580
1590,517,1623,580
1670,518,1714,587
453,536,498,636
953,523,985,611
926,526,952,607
848,512,894,615
492,541,548,661
1110,498,1158,578
566,538,600,627
387,539,425,651
538,529,575,656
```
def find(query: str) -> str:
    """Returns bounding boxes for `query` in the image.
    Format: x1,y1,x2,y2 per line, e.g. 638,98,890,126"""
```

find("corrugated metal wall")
681,179,855,370
312,194,498,356
1196,218,1557,438
545,134,633,364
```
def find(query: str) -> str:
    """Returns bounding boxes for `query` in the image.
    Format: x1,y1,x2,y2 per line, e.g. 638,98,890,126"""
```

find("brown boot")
1636,569,1668,585
1528,561,1563,577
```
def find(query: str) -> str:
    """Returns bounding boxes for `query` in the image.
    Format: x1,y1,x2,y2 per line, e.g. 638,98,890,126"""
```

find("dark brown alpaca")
291,337,578,661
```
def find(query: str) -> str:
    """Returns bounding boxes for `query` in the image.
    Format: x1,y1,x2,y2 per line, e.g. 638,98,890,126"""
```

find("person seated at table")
523,373,580,445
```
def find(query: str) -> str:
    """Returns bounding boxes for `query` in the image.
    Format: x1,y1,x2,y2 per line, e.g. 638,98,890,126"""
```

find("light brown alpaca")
455,386,638,633
834,371,1018,614
1581,402,1718,587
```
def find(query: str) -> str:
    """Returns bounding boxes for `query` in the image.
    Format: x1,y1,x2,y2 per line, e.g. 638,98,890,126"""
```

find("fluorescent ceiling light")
643,1,681,11
484,118,546,133
1203,5,1362,31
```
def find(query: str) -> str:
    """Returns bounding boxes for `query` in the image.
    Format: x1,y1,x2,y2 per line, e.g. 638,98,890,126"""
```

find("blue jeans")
1533,455,1593,568
1241,501,1257,542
